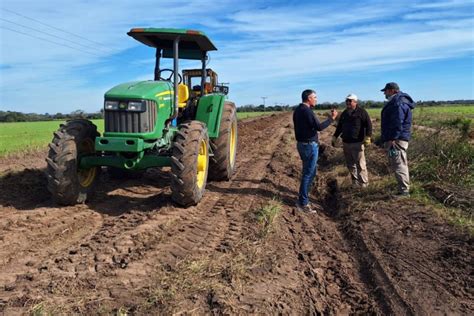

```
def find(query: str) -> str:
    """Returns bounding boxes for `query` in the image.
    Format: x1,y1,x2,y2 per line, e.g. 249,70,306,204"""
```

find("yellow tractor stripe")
155,91,174,97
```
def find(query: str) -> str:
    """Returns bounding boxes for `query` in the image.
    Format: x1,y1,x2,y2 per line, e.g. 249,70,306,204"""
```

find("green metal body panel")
196,94,226,138
103,80,173,140
105,80,173,100
95,137,149,152
80,154,171,170
82,127,178,170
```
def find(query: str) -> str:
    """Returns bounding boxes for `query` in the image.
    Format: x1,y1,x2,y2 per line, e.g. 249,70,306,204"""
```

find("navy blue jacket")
381,92,415,142
293,103,333,142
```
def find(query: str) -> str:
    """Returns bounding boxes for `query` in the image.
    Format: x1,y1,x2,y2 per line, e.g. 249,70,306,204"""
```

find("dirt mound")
0,113,471,314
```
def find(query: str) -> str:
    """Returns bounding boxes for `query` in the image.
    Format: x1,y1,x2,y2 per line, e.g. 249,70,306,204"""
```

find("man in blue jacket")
293,89,338,212
380,82,415,197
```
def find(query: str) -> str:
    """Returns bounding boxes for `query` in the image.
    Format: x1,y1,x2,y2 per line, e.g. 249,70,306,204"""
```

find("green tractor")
46,28,238,207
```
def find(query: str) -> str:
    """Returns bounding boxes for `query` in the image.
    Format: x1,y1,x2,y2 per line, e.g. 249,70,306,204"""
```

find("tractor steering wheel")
158,69,183,84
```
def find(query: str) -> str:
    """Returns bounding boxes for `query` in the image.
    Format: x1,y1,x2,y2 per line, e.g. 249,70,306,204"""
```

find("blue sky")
0,0,473,114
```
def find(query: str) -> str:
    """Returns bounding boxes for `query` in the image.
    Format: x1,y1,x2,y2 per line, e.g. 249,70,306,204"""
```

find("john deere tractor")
46,28,237,207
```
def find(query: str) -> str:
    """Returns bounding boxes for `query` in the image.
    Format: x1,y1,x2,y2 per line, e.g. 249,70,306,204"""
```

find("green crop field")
365,105,474,132
0,120,104,157
365,105,474,119
236,111,275,119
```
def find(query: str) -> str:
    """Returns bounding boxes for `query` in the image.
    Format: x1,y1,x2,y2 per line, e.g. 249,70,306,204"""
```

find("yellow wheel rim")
78,139,97,188
229,120,237,167
196,139,208,189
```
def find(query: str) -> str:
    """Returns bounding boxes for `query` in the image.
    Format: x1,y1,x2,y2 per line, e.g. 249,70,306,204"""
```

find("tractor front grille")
105,100,157,133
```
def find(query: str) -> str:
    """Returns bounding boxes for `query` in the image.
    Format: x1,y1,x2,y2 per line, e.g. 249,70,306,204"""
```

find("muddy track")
0,113,472,314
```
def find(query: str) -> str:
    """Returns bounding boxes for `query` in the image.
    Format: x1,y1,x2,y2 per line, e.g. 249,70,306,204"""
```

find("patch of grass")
366,105,474,134
30,301,63,316
439,118,472,138
0,119,104,157
409,183,473,234
255,198,282,237
236,111,276,120
410,132,473,187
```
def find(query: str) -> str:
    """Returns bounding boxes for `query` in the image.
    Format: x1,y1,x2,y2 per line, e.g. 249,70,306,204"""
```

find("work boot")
295,202,317,214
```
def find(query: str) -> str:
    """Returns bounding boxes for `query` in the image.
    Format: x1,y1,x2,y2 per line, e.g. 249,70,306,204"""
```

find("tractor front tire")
171,121,209,207
46,119,100,205
209,102,237,180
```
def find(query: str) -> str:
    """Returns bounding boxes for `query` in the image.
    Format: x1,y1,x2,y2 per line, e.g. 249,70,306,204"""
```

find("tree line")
0,99,473,122
237,99,474,112
0,109,104,122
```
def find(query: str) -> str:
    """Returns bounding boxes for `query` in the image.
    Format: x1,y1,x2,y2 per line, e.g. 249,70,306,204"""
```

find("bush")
410,132,474,187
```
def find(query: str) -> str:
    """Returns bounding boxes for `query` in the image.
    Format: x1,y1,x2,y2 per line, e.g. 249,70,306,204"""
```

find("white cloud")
0,0,473,112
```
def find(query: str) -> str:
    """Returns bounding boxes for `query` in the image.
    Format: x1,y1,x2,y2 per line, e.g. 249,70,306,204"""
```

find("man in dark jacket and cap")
380,82,415,197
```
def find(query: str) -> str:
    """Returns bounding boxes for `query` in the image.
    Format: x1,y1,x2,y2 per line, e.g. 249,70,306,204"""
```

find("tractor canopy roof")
128,28,217,60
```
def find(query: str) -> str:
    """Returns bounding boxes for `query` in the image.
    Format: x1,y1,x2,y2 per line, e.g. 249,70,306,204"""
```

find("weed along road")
0,113,472,314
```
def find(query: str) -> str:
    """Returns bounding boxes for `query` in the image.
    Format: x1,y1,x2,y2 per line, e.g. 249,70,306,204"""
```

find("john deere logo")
119,102,127,110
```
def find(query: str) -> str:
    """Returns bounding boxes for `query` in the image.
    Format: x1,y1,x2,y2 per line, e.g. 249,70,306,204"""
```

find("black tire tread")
46,119,99,205
209,102,237,180
170,121,209,207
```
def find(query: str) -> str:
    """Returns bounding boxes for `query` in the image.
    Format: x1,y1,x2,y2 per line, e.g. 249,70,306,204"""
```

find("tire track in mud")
117,115,293,283
232,120,378,315
315,125,471,315
317,127,416,315
0,207,102,282
0,114,294,310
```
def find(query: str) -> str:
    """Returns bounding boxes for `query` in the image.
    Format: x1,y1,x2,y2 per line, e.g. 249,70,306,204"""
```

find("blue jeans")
297,141,319,206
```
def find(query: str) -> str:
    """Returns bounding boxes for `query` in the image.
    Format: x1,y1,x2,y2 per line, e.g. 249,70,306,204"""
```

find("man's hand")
331,136,337,147
363,136,371,146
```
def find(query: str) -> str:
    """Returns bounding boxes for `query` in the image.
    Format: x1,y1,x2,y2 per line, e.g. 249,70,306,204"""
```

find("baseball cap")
381,82,399,91
346,93,358,101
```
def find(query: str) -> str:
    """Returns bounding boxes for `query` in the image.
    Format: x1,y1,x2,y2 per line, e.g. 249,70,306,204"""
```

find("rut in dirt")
317,122,473,316
1,113,472,315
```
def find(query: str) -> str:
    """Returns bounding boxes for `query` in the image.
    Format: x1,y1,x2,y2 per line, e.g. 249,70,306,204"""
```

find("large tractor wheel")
208,102,237,180
170,121,209,207
46,119,100,205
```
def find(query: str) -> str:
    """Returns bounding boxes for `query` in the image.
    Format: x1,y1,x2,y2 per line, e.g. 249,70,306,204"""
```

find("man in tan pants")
332,94,372,188
380,82,415,197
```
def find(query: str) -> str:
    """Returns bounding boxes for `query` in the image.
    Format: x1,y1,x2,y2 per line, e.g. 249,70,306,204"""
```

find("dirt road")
0,113,472,314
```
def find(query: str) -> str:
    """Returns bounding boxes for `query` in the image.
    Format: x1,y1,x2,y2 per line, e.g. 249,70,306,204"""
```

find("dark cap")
381,82,400,91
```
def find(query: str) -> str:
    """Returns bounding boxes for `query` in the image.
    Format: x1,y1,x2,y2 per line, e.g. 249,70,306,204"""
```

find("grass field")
0,120,104,157
365,105,474,123
236,111,275,119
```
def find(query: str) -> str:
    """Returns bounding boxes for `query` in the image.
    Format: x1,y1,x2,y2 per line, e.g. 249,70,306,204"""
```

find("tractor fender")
195,94,226,138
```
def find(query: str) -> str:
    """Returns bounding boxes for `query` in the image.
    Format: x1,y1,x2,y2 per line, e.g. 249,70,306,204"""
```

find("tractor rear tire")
170,121,209,207
208,101,237,180
46,119,100,205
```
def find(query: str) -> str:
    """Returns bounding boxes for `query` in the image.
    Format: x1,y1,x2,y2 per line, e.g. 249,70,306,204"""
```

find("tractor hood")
105,80,173,100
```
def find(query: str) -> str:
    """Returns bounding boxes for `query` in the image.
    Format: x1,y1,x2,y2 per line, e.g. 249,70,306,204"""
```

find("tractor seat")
178,83,189,108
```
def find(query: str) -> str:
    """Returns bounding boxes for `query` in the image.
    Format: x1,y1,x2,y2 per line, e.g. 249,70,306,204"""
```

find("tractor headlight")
128,101,145,112
104,100,119,110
